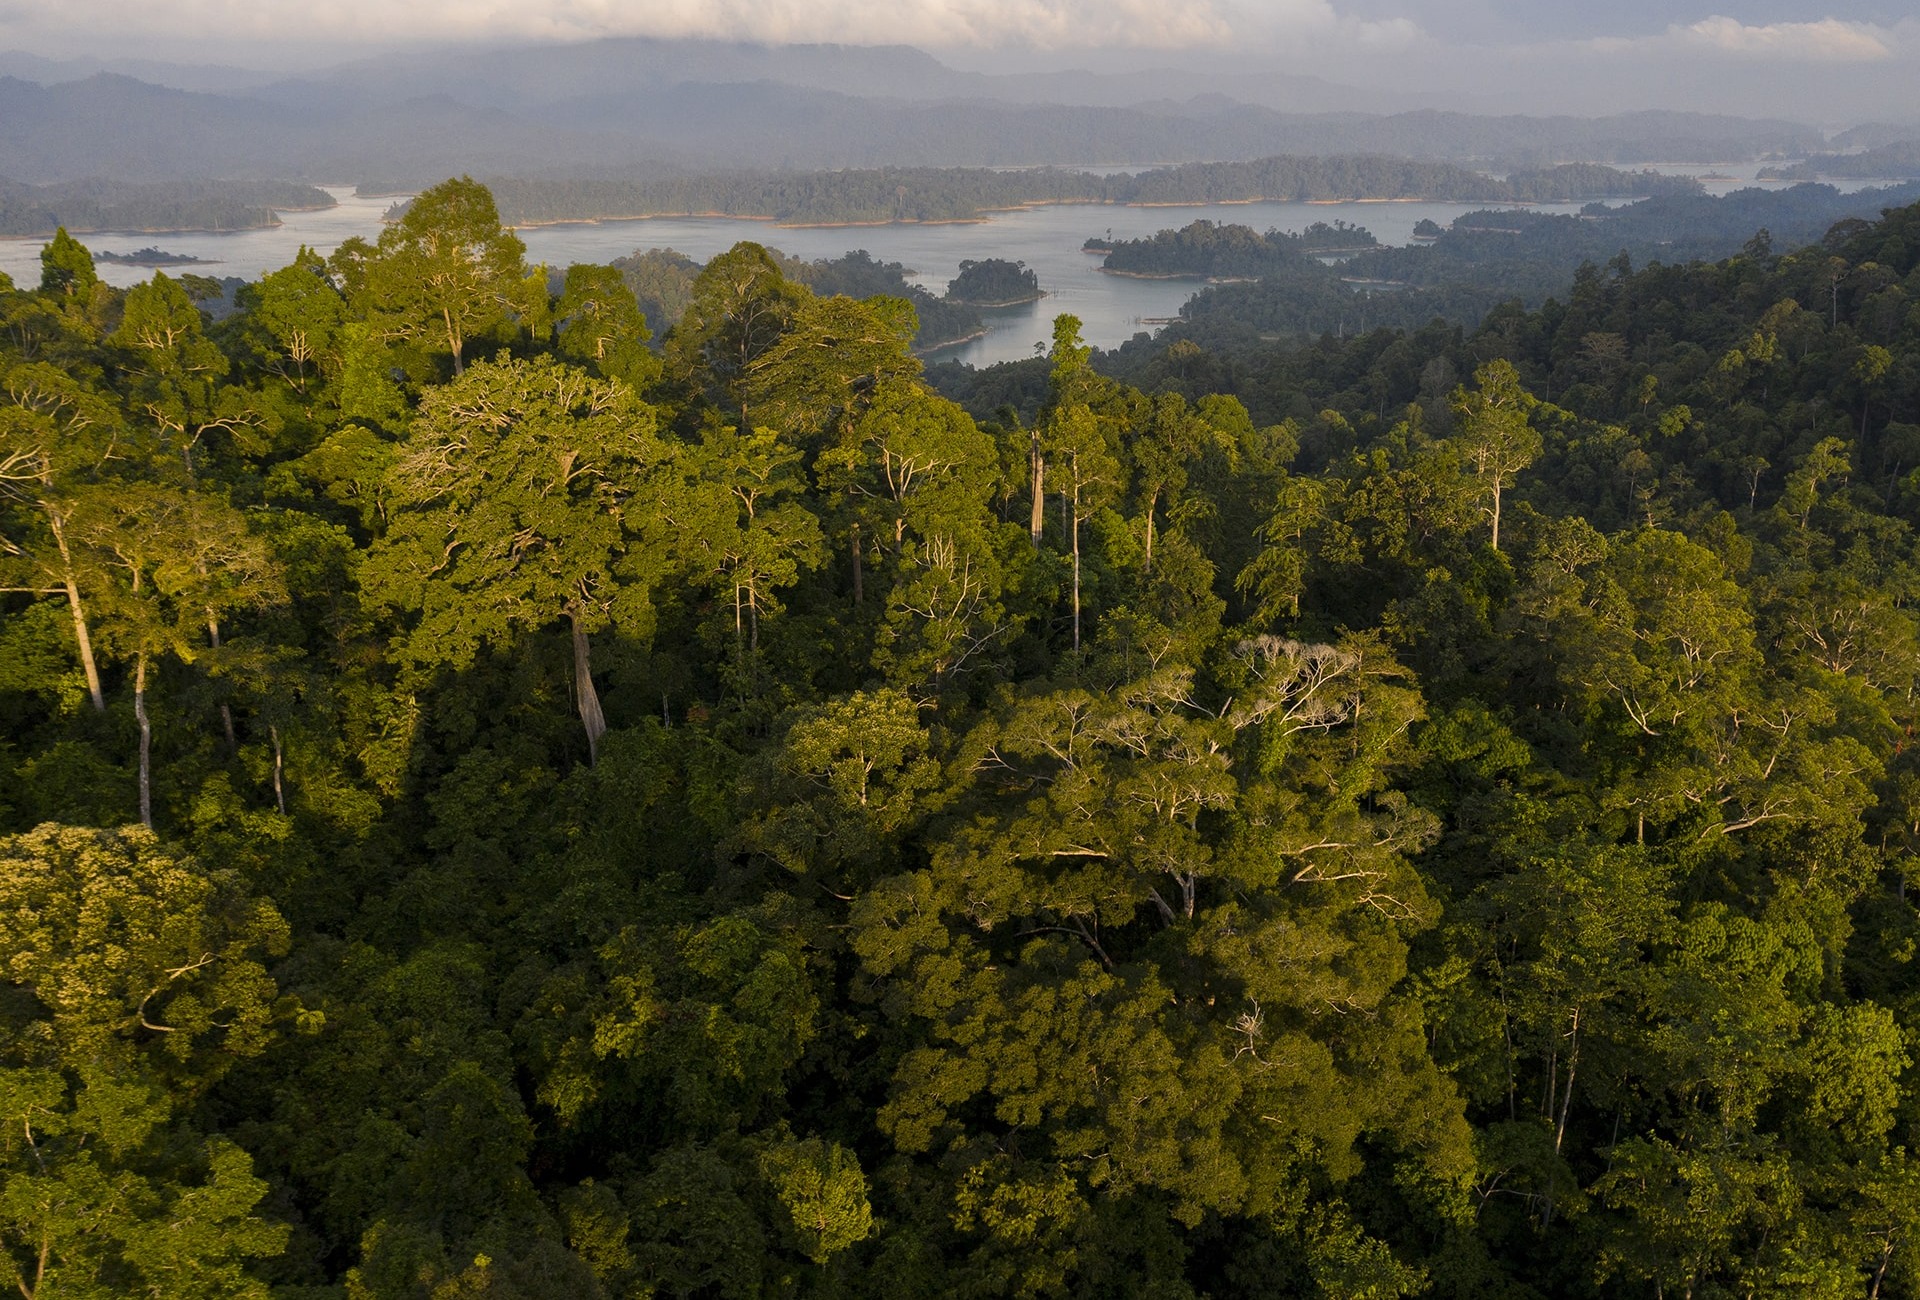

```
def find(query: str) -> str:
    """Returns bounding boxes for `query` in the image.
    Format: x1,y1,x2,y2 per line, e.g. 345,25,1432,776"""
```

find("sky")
8,0,1918,121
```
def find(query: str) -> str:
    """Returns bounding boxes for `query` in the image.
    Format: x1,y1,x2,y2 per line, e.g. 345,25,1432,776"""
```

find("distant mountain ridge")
0,38,1829,188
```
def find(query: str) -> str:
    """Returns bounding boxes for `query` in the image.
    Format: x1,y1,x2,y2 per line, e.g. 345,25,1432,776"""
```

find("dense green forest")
465,159,1702,229
4,176,1920,1299
0,176,336,237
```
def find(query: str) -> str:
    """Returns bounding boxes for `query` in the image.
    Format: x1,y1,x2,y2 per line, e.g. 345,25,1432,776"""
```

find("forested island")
94,245,210,266
0,176,335,237
466,157,1704,228
1096,219,1382,281
945,257,1042,306
4,176,1920,1298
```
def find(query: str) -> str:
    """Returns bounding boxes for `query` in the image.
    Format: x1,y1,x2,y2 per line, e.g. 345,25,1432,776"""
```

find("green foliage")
351,176,541,379
4,179,1920,1298
37,227,97,297
0,826,289,1297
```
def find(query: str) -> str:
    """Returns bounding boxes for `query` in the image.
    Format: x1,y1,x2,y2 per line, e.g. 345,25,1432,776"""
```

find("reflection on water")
0,172,1891,367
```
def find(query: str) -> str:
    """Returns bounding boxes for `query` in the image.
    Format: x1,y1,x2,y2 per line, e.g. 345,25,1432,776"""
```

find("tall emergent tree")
1451,358,1540,551
365,355,668,761
353,177,544,379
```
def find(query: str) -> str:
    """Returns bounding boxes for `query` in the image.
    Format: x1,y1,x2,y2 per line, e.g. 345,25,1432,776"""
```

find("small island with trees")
1293,219,1380,254
94,246,211,267
944,257,1043,306
1096,219,1326,279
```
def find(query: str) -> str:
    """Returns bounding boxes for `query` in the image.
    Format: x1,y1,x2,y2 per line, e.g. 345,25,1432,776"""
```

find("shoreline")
0,219,286,241
1102,268,1279,284
1100,268,1209,281
948,292,1047,307
915,328,990,354
496,192,1580,232
507,211,1003,231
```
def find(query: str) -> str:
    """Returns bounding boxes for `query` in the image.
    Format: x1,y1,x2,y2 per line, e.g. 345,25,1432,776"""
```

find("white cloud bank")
1682,15,1893,60
1589,14,1904,62
8,0,1442,56
9,0,1311,50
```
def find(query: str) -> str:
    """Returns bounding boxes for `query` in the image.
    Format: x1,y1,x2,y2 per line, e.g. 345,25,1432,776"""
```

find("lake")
0,174,1883,366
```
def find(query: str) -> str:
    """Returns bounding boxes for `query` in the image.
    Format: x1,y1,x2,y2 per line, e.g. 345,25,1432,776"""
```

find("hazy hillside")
0,39,1829,188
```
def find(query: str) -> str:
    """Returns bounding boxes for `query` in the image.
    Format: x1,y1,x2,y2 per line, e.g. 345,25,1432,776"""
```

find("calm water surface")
0,173,1886,366
0,188,395,296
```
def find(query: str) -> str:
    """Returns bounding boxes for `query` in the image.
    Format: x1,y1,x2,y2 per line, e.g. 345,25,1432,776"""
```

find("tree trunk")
570,614,607,764
48,511,105,711
1555,1008,1580,1155
207,610,238,754
1029,436,1046,550
444,307,463,375
1071,473,1083,653
135,654,152,829
850,521,864,605
1144,491,1157,573
1490,478,1503,551
269,723,286,815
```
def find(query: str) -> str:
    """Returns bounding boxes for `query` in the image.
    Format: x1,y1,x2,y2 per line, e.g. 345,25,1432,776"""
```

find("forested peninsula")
0,175,335,237
471,157,1703,228
1072,181,1920,344
1761,140,1920,183
5,177,1920,1298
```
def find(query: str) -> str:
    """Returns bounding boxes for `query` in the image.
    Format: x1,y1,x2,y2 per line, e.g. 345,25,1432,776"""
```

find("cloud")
1679,15,1892,60
1587,14,1899,63
1349,16,1421,49
1,0,1268,50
